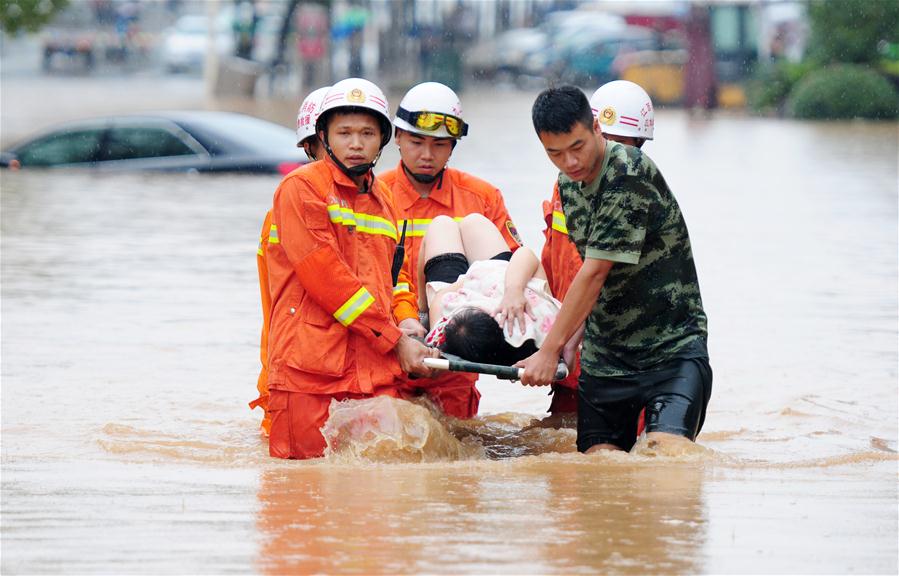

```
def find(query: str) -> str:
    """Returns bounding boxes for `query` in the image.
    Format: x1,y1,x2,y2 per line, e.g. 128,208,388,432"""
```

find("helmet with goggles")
315,78,392,148
590,80,654,141
295,86,330,147
394,82,468,139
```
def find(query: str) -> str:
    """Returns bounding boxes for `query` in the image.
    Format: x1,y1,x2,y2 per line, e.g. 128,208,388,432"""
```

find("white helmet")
315,78,392,147
295,86,330,146
394,82,468,139
590,80,654,141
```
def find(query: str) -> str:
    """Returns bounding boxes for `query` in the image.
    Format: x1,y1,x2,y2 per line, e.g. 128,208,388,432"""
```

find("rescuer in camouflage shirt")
520,86,712,453
557,141,708,376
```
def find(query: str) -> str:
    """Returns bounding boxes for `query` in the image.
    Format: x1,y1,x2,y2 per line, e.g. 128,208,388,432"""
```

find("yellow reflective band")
397,216,464,237
257,239,264,256
334,287,375,326
327,204,357,227
393,283,410,294
551,211,569,234
327,205,398,240
355,213,398,241
269,224,280,244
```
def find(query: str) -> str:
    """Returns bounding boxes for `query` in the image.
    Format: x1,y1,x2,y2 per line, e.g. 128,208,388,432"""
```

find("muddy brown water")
1,82,897,573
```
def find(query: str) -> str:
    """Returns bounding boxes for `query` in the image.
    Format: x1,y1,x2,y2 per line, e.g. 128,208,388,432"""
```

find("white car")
161,14,234,73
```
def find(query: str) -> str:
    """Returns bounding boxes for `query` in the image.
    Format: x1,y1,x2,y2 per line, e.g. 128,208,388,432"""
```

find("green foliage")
788,64,899,120
806,0,899,65
0,0,69,34
747,60,814,114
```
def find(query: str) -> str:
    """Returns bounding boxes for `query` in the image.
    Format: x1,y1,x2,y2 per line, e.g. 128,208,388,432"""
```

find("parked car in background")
480,9,633,85
42,29,98,72
522,11,627,80
559,26,659,86
464,27,547,82
0,112,307,175
160,14,234,73
161,9,281,73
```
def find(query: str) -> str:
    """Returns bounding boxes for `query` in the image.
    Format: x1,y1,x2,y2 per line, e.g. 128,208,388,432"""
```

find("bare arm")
504,247,540,291
516,257,614,386
496,247,540,335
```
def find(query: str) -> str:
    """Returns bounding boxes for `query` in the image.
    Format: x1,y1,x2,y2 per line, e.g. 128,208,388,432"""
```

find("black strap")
390,219,408,285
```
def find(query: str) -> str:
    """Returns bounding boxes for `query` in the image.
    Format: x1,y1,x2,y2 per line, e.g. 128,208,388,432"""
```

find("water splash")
321,396,484,462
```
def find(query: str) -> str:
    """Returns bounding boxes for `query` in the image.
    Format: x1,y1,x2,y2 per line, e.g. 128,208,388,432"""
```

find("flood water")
1,87,897,574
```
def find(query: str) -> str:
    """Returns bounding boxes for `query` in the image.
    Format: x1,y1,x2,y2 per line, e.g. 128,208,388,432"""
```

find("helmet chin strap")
402,162,445,188
322,134,383,187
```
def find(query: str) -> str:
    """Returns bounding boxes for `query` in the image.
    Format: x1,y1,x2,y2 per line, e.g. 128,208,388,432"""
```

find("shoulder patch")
505,220,522,246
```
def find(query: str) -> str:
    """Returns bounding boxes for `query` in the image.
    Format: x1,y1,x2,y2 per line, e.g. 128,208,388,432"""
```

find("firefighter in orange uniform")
541,81,656,418
266,78,435,459
380,82,521,419
251,86,331,437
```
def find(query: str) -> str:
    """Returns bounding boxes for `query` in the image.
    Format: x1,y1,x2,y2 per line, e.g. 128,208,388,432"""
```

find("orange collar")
392,161,452,210
321,157,391,207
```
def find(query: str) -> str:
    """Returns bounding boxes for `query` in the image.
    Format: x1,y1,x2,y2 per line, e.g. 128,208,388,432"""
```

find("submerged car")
0,111,307,174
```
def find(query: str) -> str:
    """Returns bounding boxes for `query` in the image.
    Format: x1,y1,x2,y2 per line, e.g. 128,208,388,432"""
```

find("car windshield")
178,113,297,155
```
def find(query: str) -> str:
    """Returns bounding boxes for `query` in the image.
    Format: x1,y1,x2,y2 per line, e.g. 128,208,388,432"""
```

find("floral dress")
425,260,561,350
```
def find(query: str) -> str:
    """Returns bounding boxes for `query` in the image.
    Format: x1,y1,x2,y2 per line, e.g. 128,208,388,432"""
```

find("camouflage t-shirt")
558,141,708,377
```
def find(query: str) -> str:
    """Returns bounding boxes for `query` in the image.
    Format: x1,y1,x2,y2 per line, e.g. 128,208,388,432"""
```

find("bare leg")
458,213,509,262
419,216,465,325
421,215,464,261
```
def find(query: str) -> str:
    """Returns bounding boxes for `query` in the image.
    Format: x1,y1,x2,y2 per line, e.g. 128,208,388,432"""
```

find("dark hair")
531,85,594,135
440,308,538,366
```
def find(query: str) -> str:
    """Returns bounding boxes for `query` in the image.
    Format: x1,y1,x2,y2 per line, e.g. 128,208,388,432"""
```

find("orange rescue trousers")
268,386,404,459
400,373,480,419
268,377,480,460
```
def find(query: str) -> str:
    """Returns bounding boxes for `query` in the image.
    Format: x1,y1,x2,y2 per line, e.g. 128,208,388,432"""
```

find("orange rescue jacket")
541,183,583,391
266,159,417,396
250,210,274,433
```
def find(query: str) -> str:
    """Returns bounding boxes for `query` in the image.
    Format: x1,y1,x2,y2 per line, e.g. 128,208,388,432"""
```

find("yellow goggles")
396,107,468,138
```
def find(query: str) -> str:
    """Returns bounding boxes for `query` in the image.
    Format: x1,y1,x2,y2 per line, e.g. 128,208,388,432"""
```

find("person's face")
538,119,605,183
395,129,454,176
322,112,382,168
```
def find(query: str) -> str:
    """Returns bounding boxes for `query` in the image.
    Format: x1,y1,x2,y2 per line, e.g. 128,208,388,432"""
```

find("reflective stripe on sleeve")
393,282,410,295
257,238,264,256
551,211,569,234
334,286,375,326
269,224,280,244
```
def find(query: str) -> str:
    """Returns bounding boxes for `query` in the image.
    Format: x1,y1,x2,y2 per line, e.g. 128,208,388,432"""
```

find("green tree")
788,64,898,119
0,0,69,35
806,0,899,65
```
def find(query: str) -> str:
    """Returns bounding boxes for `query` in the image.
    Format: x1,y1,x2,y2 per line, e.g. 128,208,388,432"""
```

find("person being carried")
265,78,435,460
522,85,712,454
418,213,577,370
380,82,522,419
540,80,657,418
